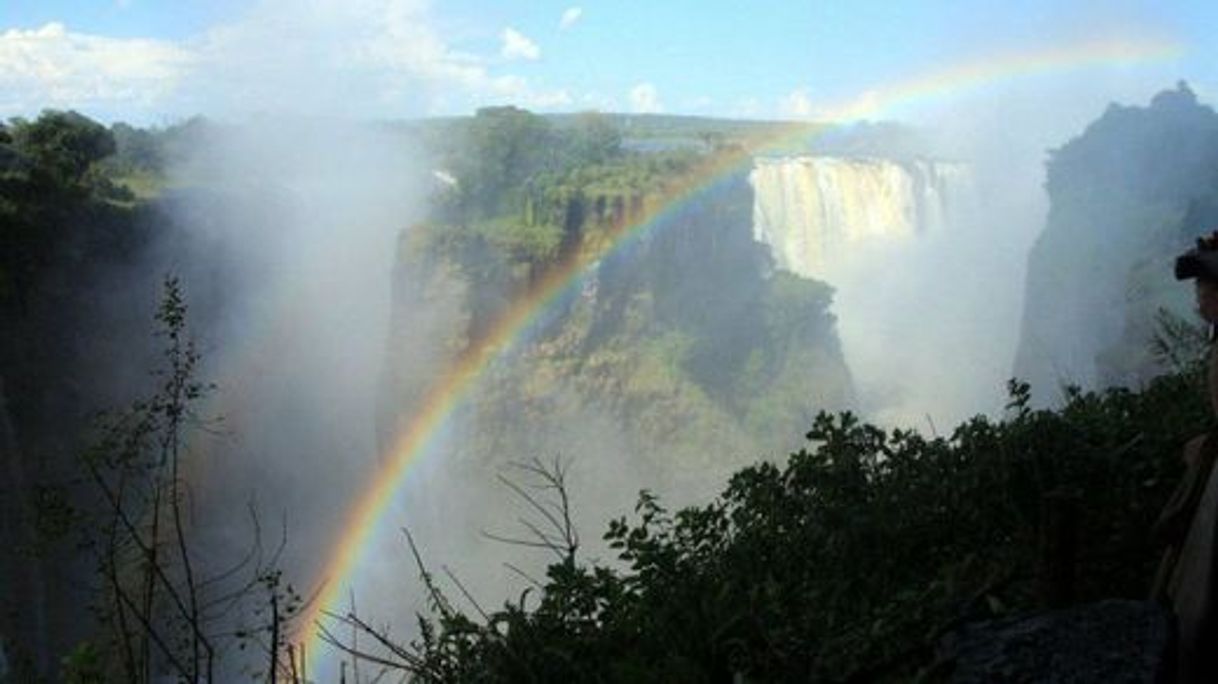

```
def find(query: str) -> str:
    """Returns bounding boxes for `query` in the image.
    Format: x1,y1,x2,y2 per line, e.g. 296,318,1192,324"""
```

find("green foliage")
427,106,690,247
758,272,835,363
446,106,557,218
472,215,565,264
74,278,301,683
1150,307,1209,373
9,110,115,188
376,369,1208,682
0,111,161,682
399,132,849,484
60,643,105,684
105,122,163,175
0,110,138,312
78,276,214,682
555,111,623,167
418,106,715,349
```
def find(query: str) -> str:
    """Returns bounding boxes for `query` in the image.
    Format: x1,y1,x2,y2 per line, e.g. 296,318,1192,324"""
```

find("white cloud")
0,22,193,118
559,7,583,30
500,27,540,61
0,3,576,121
201,2,564,115
628,82,662,113
208,4,555,114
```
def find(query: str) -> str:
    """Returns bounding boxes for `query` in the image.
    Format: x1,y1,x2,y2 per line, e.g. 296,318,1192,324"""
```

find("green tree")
0,110,126,312
78,278,303,683
328,367,1208,682
454,106,556,217
563,112,623,166
10,110,116,188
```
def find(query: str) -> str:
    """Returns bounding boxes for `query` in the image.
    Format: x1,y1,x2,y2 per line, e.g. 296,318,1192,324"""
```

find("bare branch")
442,565,492,623
503,562,545,591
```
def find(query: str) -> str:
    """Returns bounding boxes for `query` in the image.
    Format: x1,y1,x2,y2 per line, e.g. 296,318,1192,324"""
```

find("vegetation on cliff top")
391,106,853,477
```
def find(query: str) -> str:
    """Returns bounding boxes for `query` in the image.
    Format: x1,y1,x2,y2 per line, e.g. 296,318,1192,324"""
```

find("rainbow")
297,35,1180,674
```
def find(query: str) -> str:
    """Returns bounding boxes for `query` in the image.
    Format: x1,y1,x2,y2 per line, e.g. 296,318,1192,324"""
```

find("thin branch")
481,531,563,552
317,616,419,671
402,528,455,619
112,576,191,678
503,562,544,590
442,565,492,623
496,472,568,540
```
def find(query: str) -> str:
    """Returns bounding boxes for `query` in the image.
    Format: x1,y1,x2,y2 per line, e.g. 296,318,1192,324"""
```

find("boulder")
940,599,1172,683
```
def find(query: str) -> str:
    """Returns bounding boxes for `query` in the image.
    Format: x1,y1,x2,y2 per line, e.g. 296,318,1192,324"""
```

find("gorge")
3,86,1214,680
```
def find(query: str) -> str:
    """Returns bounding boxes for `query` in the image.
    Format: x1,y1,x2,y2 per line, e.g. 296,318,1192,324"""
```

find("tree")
564,112,623,166
9,110,116,188
455,106,555,217
322,367,1209,682
79,277,303,683
107,123,162,175
0,110,124,314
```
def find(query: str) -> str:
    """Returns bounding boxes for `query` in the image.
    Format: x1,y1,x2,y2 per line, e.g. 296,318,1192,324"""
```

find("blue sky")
0,0,1214,124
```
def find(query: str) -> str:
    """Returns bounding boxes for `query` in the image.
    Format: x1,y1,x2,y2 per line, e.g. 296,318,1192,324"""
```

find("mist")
156,118,432,664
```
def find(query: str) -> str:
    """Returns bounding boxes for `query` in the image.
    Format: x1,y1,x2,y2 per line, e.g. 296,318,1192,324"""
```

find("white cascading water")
750,156,967,283
749,155,1015,430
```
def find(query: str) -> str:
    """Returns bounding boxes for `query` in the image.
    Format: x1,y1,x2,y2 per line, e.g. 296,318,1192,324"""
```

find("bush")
328,366,1209,682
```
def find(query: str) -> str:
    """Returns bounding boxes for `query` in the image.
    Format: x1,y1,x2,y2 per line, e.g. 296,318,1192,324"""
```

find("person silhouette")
1153,231,1218,682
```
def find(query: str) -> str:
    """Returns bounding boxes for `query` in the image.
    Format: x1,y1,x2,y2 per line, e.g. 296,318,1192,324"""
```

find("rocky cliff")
1014,83,1218,396
380,162,856,502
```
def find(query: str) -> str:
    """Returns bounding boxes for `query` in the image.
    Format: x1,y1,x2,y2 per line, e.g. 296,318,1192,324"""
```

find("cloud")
628,82,662,113
500,27,540,61
559,7,583,30
0,2,581,121
193,0,506,114
0,22,193,118
195,2,564,115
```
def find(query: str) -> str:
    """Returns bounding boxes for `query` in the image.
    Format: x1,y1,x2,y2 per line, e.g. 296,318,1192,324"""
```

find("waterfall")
750,156,967,282
747,154,1008,430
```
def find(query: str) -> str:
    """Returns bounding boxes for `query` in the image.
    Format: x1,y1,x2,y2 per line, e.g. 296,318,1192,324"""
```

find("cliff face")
1013,84,1218,396
380,169,855,499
